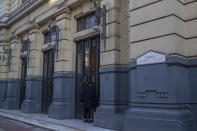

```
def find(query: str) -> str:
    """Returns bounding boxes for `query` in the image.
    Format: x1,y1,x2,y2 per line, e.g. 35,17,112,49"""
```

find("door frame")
19,57,27,109
75,35,100,118
41,49,55,113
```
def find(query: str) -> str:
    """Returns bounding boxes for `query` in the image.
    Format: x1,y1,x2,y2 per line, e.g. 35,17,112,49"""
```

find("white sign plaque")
137,51,166,65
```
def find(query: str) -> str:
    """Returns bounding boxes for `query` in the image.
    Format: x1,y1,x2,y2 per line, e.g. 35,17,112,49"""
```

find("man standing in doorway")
80,82,97,123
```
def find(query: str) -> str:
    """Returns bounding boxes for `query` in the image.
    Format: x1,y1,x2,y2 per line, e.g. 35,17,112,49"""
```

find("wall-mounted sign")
137,51,166,65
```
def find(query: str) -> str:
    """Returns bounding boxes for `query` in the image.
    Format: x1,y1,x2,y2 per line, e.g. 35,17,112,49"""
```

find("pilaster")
48,9,75,119
4,35,21,109
0,28,9,108
21,25,43,113
94,0,127,130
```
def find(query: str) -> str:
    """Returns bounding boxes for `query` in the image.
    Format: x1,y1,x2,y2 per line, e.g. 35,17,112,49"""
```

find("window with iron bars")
21,39,29,53
44,28,57,44
77,13,98,32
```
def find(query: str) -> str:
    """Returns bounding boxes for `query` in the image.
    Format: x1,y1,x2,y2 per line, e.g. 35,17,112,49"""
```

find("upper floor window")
44,28,57,44
21,39,29,52
77,13,98,32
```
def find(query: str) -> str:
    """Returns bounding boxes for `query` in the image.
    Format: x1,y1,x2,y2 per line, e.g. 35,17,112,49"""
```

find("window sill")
73,27,101,42
41,41,55,52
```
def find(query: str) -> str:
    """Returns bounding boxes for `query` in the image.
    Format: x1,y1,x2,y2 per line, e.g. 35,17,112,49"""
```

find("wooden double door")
42,49,54,113
75,36,100,118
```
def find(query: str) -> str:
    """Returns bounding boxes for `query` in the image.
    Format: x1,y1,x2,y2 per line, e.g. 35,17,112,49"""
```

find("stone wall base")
123,107,193,131
48,73,75,119
48,102,71,120
21,100,41,113
21,76,42,113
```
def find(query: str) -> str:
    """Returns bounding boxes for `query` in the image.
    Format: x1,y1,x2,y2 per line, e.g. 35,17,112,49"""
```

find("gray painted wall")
3,79,20,109
21,76,42,113
95,56,197,131
188,59,197,131
0,80,7,108
94,66,128,130
1,56,197,131
123,56,197,131
48,72,75,120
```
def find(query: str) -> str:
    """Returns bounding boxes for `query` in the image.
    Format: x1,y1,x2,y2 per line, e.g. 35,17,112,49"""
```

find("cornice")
0,0,48,29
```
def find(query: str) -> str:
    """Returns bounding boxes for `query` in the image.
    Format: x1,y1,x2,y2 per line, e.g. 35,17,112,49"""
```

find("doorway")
20,58,27,109
42,49,54,113
75,36,100,119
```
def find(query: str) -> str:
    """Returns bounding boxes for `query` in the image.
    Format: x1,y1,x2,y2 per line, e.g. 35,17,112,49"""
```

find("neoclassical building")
0,0,197,131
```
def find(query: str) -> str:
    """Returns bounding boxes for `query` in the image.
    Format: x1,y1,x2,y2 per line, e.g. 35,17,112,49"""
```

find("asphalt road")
0,117,53,131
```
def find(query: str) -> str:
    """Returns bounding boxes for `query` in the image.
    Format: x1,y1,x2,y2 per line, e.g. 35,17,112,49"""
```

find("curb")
0,111,84,131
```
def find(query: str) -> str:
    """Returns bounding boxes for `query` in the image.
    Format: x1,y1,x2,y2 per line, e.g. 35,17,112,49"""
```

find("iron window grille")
0,45,11,71
77,13,98,32
44,27,58,44
20,38,30,67
21,39,29,52
45,26,59,59
0,45,8,62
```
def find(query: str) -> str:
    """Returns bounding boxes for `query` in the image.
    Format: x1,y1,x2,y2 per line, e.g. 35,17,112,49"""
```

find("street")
0,117,53,131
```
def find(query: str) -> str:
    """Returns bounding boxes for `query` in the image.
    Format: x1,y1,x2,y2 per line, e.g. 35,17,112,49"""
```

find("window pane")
77,13,97,32
51,31,56,41
86,16,90,29
21,40,28,52
90,15,96,27
44,32,50,44
77,19,81,32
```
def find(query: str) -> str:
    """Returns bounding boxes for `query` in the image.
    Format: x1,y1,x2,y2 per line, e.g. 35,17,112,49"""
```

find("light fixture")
94,1,107,49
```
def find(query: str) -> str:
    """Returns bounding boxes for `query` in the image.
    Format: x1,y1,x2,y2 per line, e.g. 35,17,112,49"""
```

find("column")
4,35,21,109
94,0,128,130
21,25,43,113
0,28,9,108
48,8,75,119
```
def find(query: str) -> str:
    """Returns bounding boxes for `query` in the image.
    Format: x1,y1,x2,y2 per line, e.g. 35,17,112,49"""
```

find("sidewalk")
0,109,115,131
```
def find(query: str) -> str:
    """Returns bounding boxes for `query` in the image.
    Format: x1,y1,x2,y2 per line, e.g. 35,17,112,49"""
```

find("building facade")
0,0,197,131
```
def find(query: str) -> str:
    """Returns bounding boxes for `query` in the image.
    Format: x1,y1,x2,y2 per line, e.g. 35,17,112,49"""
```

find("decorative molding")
0,0,48,29
137,51,166,65
41,42,55,52
55,8,71,19
73,28,100,42
176,0,197,5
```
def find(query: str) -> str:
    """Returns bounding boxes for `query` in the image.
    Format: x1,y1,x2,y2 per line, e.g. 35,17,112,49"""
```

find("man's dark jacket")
80,86,97,108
